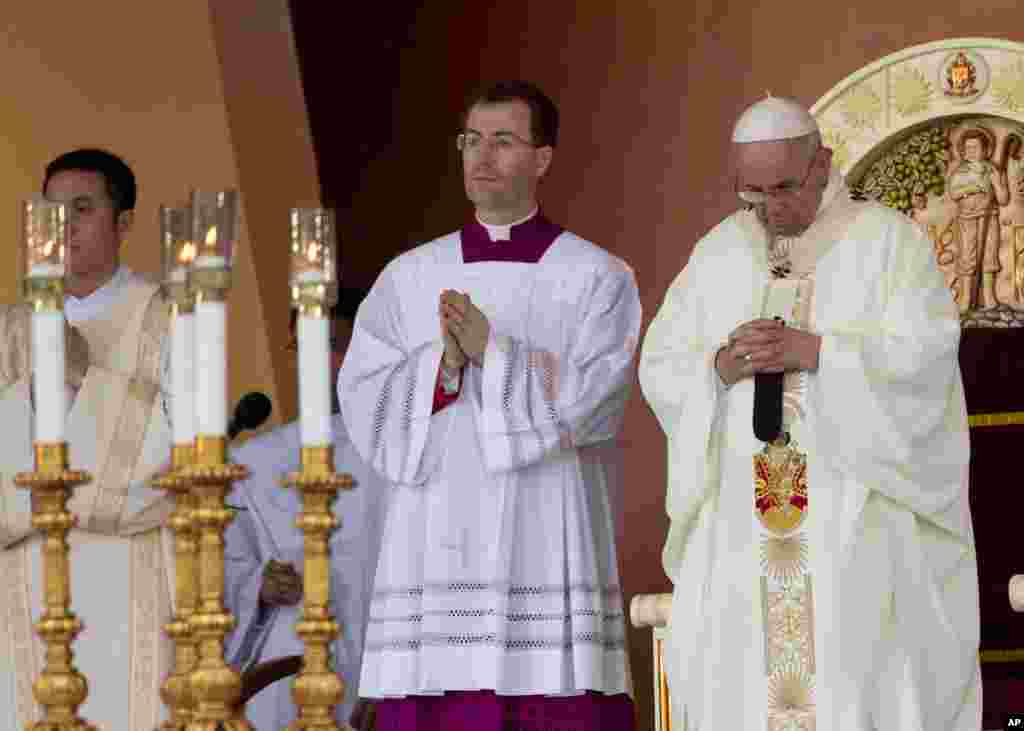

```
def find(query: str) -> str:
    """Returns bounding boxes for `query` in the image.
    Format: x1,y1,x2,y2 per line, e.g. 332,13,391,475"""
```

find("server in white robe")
225,297,386,730
0,149,174,729
639,96,980,731
338,81,640,729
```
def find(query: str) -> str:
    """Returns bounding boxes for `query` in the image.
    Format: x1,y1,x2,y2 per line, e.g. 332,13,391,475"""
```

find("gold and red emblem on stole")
754,438,808,536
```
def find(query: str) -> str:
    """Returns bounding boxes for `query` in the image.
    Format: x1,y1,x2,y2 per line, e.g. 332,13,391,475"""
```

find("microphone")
752,315,784,443
753,372,784,443
228,391,273,440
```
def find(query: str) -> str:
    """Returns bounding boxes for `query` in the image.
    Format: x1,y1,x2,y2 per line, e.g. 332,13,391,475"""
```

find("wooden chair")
629,593,672,731
233,656,377,729
237,655,303,709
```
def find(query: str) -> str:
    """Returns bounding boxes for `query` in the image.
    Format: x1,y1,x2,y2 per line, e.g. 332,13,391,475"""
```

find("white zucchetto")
731,94,819,143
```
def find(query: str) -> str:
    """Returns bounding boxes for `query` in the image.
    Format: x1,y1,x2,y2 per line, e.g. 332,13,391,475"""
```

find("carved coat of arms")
941,50,989,102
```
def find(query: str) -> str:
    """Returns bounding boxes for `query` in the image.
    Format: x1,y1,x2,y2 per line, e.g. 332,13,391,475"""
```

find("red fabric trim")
431,363,463,414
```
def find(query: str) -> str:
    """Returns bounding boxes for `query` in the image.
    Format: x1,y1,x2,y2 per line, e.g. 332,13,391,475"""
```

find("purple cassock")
459,212,564,263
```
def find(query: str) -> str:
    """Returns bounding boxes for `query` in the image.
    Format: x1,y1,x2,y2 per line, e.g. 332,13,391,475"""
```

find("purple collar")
460,212,563,263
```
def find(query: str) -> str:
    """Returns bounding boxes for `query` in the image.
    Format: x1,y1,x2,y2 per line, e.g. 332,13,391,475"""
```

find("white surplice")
339,229,641,698
0,267,174,730
224,415,388,729
639,171,981,731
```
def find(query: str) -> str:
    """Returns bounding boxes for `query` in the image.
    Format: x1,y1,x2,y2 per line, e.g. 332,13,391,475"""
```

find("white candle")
29,263,65,279
32,311,66,442
171,313,195,445
195,301,227,436
298,315,332,446
193,255,226,270
294,270,326,285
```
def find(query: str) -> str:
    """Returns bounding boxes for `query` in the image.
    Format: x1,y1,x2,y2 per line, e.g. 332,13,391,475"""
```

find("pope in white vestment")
224,413,388,730
639,97,980,731
0,267,174,729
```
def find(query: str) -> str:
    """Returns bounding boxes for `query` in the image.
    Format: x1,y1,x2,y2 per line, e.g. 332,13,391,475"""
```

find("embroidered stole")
735,184,866,731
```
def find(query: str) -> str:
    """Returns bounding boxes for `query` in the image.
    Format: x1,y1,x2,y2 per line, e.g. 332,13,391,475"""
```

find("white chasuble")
0,269,174,730
338,231,641,698
639,170,981,731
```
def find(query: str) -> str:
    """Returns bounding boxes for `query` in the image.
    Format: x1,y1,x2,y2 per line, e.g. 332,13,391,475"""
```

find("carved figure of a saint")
947,128,1009,311
1000,134,1024,301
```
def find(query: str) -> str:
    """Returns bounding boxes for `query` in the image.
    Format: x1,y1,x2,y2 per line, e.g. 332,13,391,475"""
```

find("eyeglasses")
456,130,540,154
736,154,819,205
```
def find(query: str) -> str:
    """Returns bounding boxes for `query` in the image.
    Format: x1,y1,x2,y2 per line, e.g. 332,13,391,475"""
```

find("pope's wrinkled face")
734,137,831,238
461,101,552,216
44,169,129,287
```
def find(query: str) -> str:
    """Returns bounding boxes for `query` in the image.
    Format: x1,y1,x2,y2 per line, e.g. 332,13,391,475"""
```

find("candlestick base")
14,443,95,731
283,446,355,731
185,436,252,731
154,444,199,729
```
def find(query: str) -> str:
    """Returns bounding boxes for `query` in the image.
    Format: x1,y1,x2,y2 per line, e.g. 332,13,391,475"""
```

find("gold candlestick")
157,202,199,727
284,446,354,731
154,443,199,728
186,436,251,730
14,443,96,731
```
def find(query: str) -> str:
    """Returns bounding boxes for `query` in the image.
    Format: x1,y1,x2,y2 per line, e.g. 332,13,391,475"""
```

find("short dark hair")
464,80,559,148
43,148,137,213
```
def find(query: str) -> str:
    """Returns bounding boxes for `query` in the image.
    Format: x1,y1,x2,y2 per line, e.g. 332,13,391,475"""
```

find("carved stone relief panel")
812,38,1024,327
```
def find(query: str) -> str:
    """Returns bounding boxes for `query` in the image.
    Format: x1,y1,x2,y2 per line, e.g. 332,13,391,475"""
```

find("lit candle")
32,311,66,442
29,239,64,278
296,270,326,285
195,300,227,436
290,209,337,447
169,241,196,284
295,243,326,285
188,192,236,438
23,199,69,443
194,225,225,270
193,255,226,270
29,262,65,279
298,314,332,445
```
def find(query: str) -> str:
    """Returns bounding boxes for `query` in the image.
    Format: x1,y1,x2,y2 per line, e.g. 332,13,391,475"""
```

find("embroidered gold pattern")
763,576,816,675
758,243,818,731
88,290,167,534
129,529,170,729
760,535,808,583
1,544,41,726
756,437,817,731
766,665,816,731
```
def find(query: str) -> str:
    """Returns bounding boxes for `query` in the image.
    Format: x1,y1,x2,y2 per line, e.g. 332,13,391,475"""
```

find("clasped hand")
716,318,821,387
259,559,302,607
439,289,490,368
